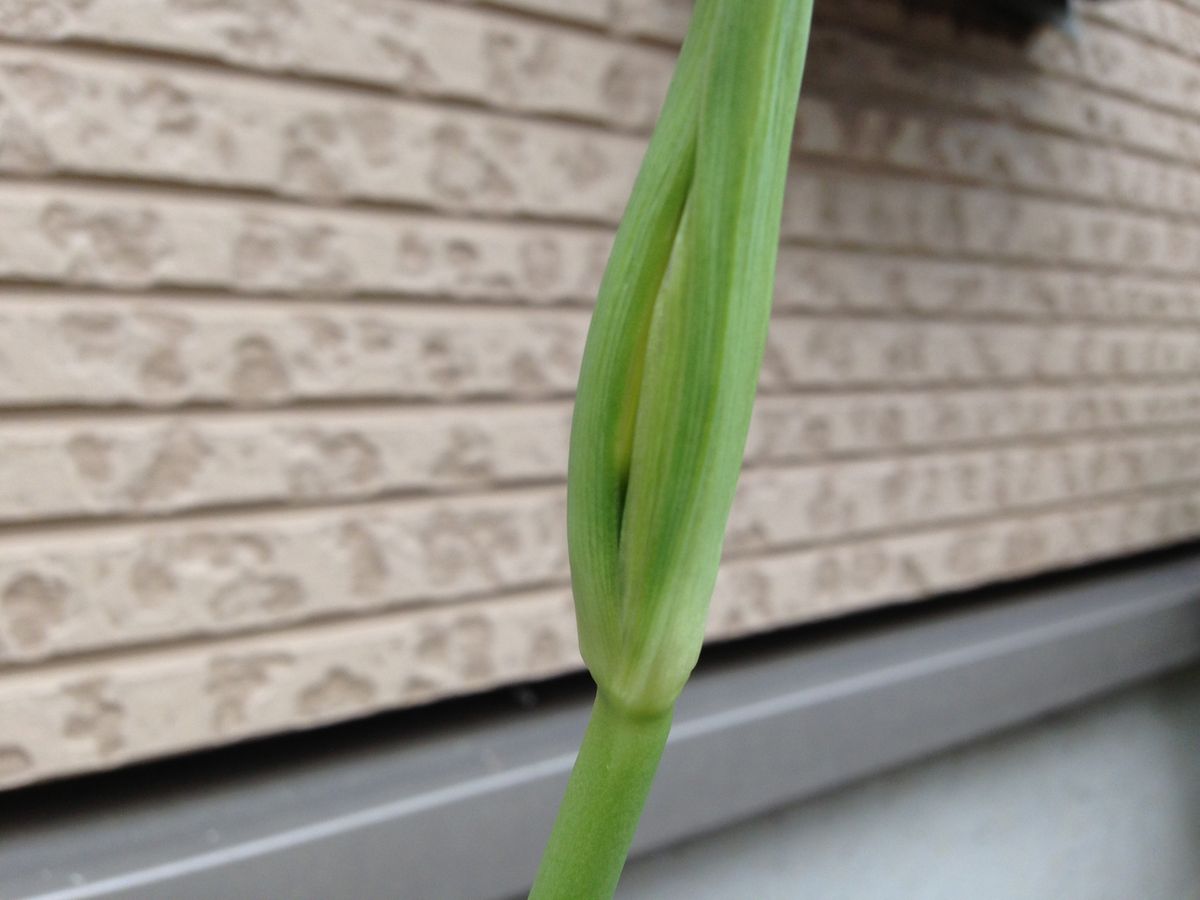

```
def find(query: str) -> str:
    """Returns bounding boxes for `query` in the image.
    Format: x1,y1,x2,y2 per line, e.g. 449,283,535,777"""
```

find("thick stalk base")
529,692,673,900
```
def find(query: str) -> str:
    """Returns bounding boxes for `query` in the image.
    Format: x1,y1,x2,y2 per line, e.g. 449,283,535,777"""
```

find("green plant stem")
529,691,673,900
530,0,813,895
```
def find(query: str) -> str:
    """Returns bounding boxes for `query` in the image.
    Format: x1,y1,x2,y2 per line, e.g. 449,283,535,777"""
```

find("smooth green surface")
565,0,716,705
535,0,815,895
568,0,813,715
529,693,673,900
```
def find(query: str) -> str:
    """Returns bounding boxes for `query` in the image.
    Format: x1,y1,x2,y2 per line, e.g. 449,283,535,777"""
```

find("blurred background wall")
0,0,1198,789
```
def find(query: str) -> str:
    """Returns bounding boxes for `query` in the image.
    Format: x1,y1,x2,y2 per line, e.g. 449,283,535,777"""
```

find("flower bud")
567,0,813,716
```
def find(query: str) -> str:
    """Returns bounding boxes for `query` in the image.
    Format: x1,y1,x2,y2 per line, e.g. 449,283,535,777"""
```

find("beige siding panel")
2,190,1198,320
5,386,1200,525
2,300,1196,410
1085,2,1200,66
0,0,676,130
1,486,1197,789
0,49,645,220
1,429,1198,665
1,0,1199,787
0,188,613,301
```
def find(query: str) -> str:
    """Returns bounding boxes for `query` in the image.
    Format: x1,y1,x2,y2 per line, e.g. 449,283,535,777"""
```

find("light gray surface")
622,664,1200,900
2,552,1199,900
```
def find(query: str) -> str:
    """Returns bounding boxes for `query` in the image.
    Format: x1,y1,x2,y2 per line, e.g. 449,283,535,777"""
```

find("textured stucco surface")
1,0,1199,789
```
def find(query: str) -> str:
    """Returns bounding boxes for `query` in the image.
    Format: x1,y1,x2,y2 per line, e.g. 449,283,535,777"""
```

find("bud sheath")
531,1,814,895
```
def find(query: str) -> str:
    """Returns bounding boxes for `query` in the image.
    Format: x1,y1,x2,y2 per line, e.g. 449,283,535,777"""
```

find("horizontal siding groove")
0,288,602,315
0,179,616,233
805,34,1200,169
2,284,1200,330
2,471,1198,668
4,377,1199,415
6,165,1200,278
790,152,1200,226
462,0,613,36
0,418,1195,529
0,31,665,138
0,581,577,678
0,173,626,231
815,6,1200,137
1081,8,1200,69
777,236,1200,281
0,397,1195,445
5,180,1199,281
